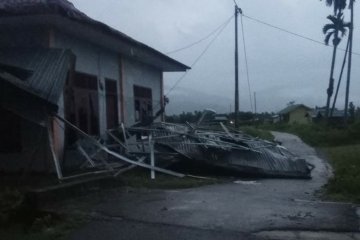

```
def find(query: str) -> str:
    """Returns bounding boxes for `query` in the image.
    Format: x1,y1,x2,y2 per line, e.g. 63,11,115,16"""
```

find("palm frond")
324,31,335,45
339,27,348,36
322,0,347,14
327,15,338,24
323,23,335,33
326,0,333,6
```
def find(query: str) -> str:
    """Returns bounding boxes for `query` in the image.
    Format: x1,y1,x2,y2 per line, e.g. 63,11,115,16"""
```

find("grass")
323,144,360,203
0,215,86,240
239,126,275,141
0,179,87,240
261,121,360,147
259,121,360,203
120,167,225,189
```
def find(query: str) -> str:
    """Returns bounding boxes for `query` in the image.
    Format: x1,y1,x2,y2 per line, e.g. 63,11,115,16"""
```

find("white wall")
0,26,163,172
122,58,162,125
52,30,121,134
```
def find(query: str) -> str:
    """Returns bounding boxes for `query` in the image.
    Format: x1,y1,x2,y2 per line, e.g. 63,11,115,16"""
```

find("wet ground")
67,132,359,240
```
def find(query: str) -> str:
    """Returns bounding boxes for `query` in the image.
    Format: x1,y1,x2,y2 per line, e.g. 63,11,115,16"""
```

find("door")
105,79,119,129
64,72,99,144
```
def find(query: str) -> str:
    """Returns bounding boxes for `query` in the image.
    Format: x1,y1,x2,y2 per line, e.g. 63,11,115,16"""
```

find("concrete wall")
0,26,163,172
289,108,311,124
52,30,121,133
122,58,162,125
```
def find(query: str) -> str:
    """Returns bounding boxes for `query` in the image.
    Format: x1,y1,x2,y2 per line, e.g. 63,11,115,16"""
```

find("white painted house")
0,0,189,172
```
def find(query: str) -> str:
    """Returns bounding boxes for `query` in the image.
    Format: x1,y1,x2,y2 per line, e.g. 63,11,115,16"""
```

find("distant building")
278,104,312,124
212,114,229,123
311,107,345,123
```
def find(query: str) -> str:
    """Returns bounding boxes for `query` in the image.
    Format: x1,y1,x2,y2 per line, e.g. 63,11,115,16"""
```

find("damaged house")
0,0,189,172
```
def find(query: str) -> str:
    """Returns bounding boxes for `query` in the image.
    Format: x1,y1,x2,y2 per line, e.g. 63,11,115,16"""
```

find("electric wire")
240,13,253,112
166,15,234,55
242,14,360,56
166,15,233,96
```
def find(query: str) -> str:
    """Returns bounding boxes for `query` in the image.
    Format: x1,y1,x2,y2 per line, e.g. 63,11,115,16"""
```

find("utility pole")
234,5,240,128
254,92,257,115
344,0,354,126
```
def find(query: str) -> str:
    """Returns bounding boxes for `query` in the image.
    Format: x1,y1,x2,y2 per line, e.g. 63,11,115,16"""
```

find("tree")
323,12,350,118
349,101,355,121
321,0,347,14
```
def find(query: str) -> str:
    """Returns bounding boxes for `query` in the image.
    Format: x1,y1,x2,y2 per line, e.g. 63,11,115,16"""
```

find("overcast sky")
71,0,360,114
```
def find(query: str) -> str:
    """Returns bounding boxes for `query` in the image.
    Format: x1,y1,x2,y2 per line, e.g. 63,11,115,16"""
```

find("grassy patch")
323,144,360,203
258,122,360,203
0,215,86,240
239,126,275,141
261,121,360,147
0,186,86,240
120,168,225,189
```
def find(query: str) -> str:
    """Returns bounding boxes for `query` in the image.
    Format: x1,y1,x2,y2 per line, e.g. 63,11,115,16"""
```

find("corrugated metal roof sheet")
0,48,74,105
0,0,190,71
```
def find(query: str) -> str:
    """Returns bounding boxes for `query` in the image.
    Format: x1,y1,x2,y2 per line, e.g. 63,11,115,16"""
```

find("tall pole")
344,0,354,126
254,92,257,114
234,5,240,128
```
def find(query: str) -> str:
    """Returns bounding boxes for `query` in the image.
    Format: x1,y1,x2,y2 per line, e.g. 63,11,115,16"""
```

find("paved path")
68,132,359,240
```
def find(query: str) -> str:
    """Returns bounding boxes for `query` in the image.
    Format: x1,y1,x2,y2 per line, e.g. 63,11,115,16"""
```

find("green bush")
239,126,274,142
0,188,23,224
324,144,360,202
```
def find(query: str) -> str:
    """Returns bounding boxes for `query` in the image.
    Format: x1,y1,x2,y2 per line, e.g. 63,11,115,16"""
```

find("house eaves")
0,0,190,72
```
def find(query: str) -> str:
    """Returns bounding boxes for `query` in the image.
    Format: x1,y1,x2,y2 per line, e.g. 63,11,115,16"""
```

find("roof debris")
53,110,314,181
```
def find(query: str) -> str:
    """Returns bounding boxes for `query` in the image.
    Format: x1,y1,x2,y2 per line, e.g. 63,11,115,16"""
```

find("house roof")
278,104,311,115
0,0,190,72
311,108,345,118
0,47,74,105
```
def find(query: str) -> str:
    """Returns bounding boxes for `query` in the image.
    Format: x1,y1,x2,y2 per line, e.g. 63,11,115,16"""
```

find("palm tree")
323,13,350,118
322,0,347,14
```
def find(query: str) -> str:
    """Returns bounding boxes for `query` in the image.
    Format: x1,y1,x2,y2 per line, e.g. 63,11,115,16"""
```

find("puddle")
233,180,260,185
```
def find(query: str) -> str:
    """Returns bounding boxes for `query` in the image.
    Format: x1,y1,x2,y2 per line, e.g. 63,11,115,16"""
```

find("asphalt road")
68,132,359,240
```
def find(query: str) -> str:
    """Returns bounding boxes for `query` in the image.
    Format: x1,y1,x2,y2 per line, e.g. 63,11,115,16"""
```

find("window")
133,85,152,122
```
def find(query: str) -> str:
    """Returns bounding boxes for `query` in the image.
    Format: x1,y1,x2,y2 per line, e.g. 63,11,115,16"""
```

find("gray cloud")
71,0,360,113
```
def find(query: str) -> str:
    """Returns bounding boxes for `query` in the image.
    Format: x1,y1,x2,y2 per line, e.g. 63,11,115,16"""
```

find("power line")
166,15,233,55
240,14,253,112
166,15,232,96
242,14,360,56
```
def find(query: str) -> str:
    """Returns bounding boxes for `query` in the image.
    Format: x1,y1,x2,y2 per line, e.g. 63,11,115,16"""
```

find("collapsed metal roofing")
0,0,190,72
0,48,74,105
137,123,313,179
